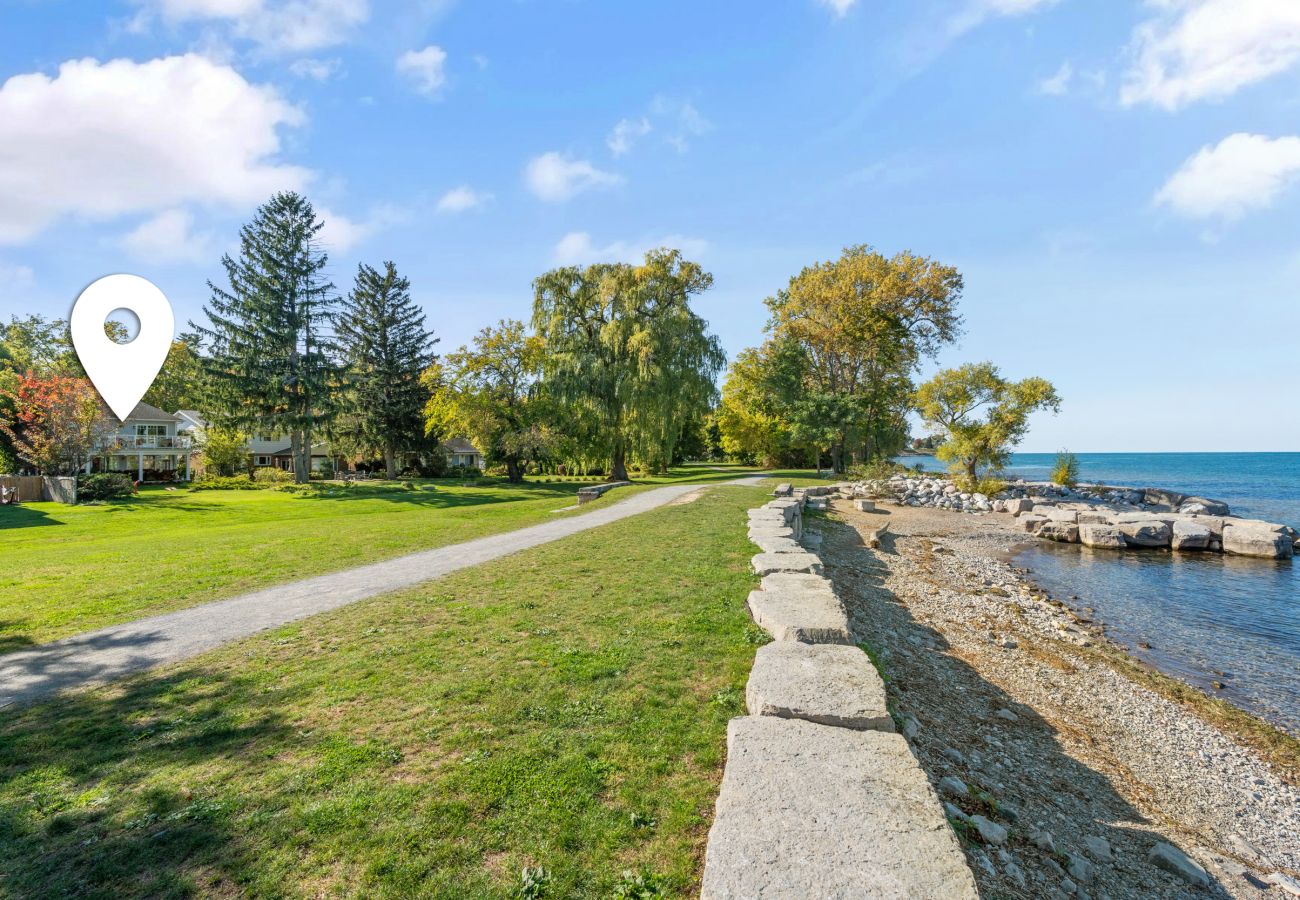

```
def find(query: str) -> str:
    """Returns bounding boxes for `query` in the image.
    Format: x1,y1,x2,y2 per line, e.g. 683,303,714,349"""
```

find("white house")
443,437,484,470
92,403,198,482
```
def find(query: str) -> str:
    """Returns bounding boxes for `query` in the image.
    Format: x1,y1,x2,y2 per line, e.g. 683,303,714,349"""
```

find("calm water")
896,453,1300,735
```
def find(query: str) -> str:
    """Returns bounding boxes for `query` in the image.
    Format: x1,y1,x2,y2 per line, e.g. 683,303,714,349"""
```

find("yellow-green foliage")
1051,450,1079,487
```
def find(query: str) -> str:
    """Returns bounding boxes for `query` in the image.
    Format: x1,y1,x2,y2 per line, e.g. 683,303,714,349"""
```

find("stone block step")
746,642,892,731
701,716,978,899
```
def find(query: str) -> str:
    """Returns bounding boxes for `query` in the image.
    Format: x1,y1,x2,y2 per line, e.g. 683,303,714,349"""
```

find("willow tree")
532,249,725,480
765,245,963,472
336,261,437,477
916,361,1060,487
422,319,546,483
194,192,337,483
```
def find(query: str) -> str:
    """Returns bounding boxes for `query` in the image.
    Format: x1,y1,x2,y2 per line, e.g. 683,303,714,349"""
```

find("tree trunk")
505,458,523,483
383,444,397,480
293,428,310,484
965,457,978,487
610,440,628,482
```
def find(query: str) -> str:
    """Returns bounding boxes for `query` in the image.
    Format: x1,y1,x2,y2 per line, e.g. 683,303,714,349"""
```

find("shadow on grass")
0,667,291,898
820,517,1226,897
0,623,35,655
0,505,60,530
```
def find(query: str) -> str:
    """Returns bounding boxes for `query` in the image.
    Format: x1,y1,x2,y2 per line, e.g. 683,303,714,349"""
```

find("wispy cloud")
1121,0,1300,110
818,0,857,18
129,0,369,54
524,153,622,202
396,45,448,97
553,232,709,266
119,208,214,264
607,117,652,157
948,0,1060,38
436,186,491,214
1036,61,1072,95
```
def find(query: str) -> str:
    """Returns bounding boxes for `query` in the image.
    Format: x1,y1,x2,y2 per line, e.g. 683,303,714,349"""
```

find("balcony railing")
103,436,194,451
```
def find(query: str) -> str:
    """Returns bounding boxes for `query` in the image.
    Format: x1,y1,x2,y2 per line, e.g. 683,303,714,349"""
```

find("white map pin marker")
70,274,174,421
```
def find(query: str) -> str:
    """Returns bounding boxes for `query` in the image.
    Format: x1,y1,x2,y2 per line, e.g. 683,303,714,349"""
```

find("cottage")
443,437,484,470
91,403,198,482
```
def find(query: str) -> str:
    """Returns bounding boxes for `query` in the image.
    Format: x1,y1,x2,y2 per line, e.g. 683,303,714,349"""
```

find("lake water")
895,452,1300,735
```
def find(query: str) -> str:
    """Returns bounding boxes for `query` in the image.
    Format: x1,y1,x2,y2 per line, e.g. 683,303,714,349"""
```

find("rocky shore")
858,474,1298,559
813,494,1300,899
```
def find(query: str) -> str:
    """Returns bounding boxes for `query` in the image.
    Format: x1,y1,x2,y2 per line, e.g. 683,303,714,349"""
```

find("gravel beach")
815,499,1300,900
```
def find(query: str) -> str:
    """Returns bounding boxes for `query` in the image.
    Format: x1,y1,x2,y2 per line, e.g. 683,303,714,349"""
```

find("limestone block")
1222,525,1294,560
1171,519,1212,551
750,534,806,555
852,499,876,512
772,482,793,497
746,642,893,731
701,717,979,899
751,552,824,576
1038,522,1080,543
1079,524,1125,549
1119,520,1172,548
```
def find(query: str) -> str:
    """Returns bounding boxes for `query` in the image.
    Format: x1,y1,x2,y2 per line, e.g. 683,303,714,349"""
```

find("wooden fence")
0,475,77,504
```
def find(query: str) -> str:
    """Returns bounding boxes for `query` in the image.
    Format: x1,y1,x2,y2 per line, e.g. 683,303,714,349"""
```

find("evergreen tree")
193,192,337,483
335,261,437,477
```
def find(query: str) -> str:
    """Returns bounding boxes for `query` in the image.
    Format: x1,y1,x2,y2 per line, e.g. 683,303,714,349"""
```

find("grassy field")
0,465,760,649
0,485,769,898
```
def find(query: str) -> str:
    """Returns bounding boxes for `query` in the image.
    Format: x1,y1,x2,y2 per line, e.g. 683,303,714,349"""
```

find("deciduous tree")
532,249,725,480
0,373,115,475
422,320,546,483
915,362,1060,487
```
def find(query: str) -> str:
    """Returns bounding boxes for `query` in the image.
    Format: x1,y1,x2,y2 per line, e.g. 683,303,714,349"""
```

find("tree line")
715,245,1058,486
1,192,726,484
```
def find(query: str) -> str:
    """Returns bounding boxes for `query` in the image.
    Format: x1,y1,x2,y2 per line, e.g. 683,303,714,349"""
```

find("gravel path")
817,500,1300,900
1,480,755,710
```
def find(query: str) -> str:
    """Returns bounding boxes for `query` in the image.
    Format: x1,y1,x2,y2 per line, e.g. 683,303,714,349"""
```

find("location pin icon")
70,274,174,421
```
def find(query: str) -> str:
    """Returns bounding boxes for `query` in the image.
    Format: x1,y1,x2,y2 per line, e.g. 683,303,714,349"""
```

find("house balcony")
104,436,194,451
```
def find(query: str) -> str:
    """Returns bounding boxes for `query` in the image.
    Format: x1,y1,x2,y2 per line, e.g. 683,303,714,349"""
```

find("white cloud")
949,0,1059,36
289,57,341,81
819,0,856,17
0,262,36,292
1121,0,1300,110
607,117,652,157
651,96,712,153
317,204,406,252
524,153,622,202
120,208,214,263
436,186,491,214
396,45,448,97
1037,61,1073,95
0,55,308,245
1155,133,1300,221
133,0,369,53
553,232,709,266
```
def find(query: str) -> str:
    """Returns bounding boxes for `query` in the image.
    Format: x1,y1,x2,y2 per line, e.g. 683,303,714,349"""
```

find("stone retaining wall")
700,486,978,898
575,480,630,505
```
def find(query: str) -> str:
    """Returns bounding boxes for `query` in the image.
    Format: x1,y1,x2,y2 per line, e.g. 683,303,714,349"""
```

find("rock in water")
1119,520,1172,548
1171,519,1212,551
1079,524,1126,549
1222,525,1295,559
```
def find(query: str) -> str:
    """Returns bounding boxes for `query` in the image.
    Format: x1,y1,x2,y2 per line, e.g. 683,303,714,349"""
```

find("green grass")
0,486,766,898
0,467,752,649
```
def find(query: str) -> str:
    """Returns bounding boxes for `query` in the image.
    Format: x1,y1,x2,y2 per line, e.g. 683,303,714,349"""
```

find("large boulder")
1077,511,1112,525
1171,520,1212,551
1079,524,1126,549
750,534,806,555
1143,487,1188,510
701,717,979,899
1179,497,1230,516
746,642,893,731
1222,525,1294,560
1019,514,1049,534
1038,522,1080,543
1005,498,1034,515
772,482,793,497
1119,520,1172,548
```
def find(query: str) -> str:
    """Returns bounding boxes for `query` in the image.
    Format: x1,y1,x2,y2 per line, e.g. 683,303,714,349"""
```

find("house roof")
123,402,180,423
442,437,481,454
175,410,208,430
267,443,332,457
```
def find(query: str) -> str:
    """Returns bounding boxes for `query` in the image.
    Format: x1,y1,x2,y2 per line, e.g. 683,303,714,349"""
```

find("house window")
136,425,166,437
256,455,271,466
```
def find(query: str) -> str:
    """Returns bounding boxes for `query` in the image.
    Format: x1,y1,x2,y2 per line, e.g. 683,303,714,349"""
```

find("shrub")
956,474,1006,496
253,467,294,485
1051,449,1079,488
317,458,335,479
191,475,261,491
846,459,903,482
77,472,134,501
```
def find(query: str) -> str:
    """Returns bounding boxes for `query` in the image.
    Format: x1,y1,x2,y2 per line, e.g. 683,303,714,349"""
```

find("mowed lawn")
0,466,755,649
0,486,768,899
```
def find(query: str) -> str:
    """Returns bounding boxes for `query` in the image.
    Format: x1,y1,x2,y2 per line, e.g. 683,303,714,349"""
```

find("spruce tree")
194,192,337,483
335,261,437,477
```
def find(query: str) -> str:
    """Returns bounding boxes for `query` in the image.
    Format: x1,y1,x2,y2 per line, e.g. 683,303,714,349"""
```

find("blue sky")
2,0,1298,451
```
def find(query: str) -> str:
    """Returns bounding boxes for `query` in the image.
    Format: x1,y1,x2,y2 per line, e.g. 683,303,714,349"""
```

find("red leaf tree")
0,373,116,475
